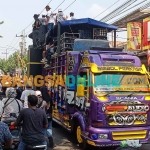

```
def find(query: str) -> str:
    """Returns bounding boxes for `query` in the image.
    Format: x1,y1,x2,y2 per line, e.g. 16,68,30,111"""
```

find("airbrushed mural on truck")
41,18,150,149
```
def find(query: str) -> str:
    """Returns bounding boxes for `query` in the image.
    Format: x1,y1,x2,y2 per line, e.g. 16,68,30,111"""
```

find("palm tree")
0,21,4,38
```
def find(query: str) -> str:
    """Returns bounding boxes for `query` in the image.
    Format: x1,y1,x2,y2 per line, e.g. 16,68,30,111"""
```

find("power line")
100,0,138,22
12,38,20,49
94,0,121,19
52,0,66,12
111,0,150,24
63,0,77,12
16,0,53,35
23,0,67,35
108,0,148,23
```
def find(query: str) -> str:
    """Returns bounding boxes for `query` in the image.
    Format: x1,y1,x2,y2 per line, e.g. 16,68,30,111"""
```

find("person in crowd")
11,95,48,150
56,9,68,23
39,14,47,25
41,37,54,68
20,81,35,108
35,90,55,147
0,75,2,92
68,12,76,20
40,85,54,148
35,91,47,111
15,84,24,100
1,87,23,122
0,121,13,149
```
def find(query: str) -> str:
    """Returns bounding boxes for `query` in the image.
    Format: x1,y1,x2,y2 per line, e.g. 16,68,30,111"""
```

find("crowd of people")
0,80,55,150
32,5,76,68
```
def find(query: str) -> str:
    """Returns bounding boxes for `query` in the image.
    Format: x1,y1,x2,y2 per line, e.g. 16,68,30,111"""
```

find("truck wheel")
75,124,87,150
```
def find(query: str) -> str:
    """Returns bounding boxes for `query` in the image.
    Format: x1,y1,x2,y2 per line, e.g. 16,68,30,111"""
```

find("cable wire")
94,0,121,19
52,0,66,13
63,0,77,12
16,0,53,35
100,0,138,22
24,0,67,35
107,0,148,23
111,0,150,24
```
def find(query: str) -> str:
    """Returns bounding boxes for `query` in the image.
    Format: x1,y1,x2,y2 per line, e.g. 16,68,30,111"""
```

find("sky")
0,0,148,59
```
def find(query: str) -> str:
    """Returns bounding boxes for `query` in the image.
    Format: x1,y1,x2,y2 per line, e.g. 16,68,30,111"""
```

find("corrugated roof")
112,8,150,28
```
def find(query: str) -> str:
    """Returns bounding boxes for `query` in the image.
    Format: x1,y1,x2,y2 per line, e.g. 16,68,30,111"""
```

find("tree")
0,51,27,74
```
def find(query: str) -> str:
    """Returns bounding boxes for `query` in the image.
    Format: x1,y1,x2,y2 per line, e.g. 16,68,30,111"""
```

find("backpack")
0,101,4,117
37,99,44,108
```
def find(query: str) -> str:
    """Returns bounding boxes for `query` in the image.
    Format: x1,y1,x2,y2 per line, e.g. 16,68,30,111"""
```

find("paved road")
49,124,150,150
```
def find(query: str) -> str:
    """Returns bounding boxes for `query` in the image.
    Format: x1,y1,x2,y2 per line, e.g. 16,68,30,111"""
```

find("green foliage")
0,52,27,74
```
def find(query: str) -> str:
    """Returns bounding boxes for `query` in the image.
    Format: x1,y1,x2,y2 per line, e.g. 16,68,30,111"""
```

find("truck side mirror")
77,84,84,97
76,77,85,97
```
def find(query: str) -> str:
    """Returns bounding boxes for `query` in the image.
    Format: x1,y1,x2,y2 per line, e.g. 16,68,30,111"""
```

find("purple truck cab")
71,49,150,147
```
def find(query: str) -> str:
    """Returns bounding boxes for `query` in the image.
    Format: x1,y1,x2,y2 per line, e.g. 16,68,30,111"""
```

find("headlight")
99,134,108,139
91,134,98,140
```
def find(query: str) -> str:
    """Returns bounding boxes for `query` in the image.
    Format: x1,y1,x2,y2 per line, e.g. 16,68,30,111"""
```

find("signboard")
143,17,150,50
147,50,150,66
127,22,142,50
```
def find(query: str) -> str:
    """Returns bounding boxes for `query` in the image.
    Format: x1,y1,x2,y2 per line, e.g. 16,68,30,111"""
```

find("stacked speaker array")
27,46,43,77
93,28,107,40
78,30,93,39
60,32,80,52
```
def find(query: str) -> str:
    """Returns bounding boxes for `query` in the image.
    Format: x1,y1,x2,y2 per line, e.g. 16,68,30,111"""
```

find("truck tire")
75,123,87,150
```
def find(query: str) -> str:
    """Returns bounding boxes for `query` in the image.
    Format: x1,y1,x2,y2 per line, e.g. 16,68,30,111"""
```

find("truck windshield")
94,72,150,92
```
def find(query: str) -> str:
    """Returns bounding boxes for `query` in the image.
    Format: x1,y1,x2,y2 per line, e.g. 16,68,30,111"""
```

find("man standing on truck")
68,12,76,20
56,9,68,23
45,5,56,31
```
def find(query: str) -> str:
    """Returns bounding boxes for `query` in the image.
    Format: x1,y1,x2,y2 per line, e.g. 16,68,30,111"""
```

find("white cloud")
86,4,109,19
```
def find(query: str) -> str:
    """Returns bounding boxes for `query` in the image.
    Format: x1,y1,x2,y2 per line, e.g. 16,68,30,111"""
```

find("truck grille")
112,130,147,140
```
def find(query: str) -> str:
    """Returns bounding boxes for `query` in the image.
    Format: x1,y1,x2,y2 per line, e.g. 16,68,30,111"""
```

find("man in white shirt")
56,9,68,24
20,81,35,108
45,5,55,32
68,12,76,20
39,14,47,25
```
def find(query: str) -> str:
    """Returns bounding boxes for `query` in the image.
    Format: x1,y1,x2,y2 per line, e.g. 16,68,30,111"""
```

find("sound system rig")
60,28,108,52
60,32,80,52
93,28,108,40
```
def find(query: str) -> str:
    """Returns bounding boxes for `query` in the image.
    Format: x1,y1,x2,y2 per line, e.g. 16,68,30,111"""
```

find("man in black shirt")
12,95,48,150
32,14,42,47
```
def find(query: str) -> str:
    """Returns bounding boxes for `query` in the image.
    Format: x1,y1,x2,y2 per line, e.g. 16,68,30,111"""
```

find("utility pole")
2,48,9,60
16,30,27,58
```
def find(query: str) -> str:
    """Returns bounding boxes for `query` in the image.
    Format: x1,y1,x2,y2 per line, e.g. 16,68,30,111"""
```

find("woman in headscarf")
1,87,23,122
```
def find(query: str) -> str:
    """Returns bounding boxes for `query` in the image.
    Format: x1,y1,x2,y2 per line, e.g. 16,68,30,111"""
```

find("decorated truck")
43,18,150,149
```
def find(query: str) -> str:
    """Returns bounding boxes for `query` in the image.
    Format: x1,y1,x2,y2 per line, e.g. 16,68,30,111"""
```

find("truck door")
76,69,90,109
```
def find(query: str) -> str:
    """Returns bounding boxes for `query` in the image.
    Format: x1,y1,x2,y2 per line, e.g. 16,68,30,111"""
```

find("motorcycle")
3,113,21,149
25,144,47,150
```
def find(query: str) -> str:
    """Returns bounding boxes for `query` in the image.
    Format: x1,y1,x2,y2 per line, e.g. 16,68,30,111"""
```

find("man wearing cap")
39,14,47,26
32,14,42,47
45,5,55,32
56,9,68,23
20,81,35,108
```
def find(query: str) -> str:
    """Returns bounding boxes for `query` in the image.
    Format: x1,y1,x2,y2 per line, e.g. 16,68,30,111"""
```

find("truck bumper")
81,126,150,147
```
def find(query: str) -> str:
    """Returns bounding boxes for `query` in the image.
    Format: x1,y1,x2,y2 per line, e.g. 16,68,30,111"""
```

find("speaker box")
27,47,43,77
39,25,47,43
